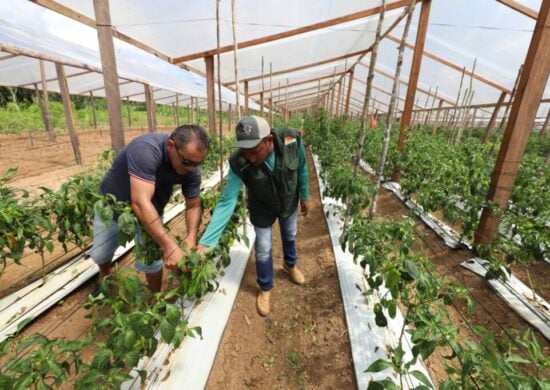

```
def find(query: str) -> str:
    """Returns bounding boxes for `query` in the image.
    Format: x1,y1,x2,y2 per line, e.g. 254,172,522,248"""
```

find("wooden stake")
88,91,97,130
231,0,241,119
126,96,132,128
175,94,180,127
373,0,417,213
38,60,55,141
482,91,507,143
144,84,155,132
93,0,125,150
55,63,82,166
205,55,216,132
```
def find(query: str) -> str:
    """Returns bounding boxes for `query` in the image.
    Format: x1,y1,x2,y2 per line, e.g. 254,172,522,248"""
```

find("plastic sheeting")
0,0,260,109
0,0,549,118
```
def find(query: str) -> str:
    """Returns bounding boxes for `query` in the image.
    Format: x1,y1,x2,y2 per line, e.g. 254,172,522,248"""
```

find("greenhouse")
0,0,548,388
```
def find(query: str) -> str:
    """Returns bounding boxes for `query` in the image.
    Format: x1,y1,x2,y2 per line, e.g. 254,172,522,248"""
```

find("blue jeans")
90,213,163,274
254,209,298,291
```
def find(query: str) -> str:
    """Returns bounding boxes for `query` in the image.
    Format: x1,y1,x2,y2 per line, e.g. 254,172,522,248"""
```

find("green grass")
0,100,211,134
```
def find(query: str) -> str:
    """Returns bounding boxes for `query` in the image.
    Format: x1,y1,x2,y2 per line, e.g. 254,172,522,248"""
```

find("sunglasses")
174,146,203,167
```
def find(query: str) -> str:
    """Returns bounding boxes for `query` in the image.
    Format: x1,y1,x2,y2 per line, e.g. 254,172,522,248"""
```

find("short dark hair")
170,124,210,151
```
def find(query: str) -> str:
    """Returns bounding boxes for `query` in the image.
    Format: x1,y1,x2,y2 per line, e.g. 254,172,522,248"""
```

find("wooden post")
335,80,343,116
482,91,507,143
144,84,155,132
541,106,550,136
55,63,82,166
475,0,550,246
93,0,125,151
228,103,233,131
345,69,354,115
126,96,132,128
38,60,55,141
244,80,249,116
329,87,335,115
231,0,241,120
269,98,273,126
260,91,265,117
393,0,431,182
89,91,97,129
175,94,180,127
205,55,216,132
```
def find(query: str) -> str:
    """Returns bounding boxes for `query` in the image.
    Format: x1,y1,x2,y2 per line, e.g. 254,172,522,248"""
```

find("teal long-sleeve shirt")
199,141,309,247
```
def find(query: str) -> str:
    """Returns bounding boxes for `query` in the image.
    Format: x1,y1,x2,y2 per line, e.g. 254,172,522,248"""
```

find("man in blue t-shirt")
90,124,209,292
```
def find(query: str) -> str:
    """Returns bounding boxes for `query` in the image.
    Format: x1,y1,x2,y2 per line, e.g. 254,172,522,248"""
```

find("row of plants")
0,132,246,388
0,188,247,389
0,131,233,273
303,109,549,389
359,122,549,279
0,89,291,134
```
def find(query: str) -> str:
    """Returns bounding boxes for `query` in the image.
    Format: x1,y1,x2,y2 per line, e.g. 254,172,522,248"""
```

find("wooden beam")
386,34,512,94
362,64,456,106
249,72,345,97
354,77,422,108
205,55,216,132
482,91,507,143
18,70,93,88
226,6,409,89
496,0,538,19
475,0,550,246
31,0,172,63
225,50,367,87
55,63,82,165
0,53,18,61
172,0,415,63
93,0,125,150
0,43,99,73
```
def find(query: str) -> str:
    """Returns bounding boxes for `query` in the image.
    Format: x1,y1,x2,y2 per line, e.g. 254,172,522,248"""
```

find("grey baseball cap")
233,115,271,148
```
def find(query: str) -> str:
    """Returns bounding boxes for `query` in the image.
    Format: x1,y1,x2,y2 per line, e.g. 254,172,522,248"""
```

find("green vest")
229,128,301,227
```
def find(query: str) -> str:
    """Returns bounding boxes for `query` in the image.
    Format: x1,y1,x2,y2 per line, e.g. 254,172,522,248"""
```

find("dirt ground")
1,127,549,388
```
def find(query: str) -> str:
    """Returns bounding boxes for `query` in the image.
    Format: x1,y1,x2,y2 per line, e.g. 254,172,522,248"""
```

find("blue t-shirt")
100,133,201,214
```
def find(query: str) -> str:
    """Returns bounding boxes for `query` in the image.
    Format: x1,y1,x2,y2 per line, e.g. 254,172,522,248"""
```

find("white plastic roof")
0,0,260,110
1,0,549,119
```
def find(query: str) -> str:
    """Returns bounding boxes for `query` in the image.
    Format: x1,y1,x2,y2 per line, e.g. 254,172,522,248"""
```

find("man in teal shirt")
198,115,310,316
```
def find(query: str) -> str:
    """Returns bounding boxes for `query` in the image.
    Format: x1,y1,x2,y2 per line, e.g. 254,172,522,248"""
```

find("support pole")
175,94,180,127
244,80,249,116
126,96,132,128
144,84,155,132
93,0,125,151
38,60,55,141
55,63,82,166
345,69,354,115
475,0,550,246
89,91,97,129
482,91,507,143
205,55,216,132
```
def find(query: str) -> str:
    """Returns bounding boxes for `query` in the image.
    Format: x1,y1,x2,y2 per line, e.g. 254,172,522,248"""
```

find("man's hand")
300,199,310,217
163,241,185,271
196,244,209,252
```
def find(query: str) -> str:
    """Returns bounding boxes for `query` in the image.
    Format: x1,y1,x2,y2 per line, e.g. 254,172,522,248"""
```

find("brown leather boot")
256,289,271,316
283,264,305,285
